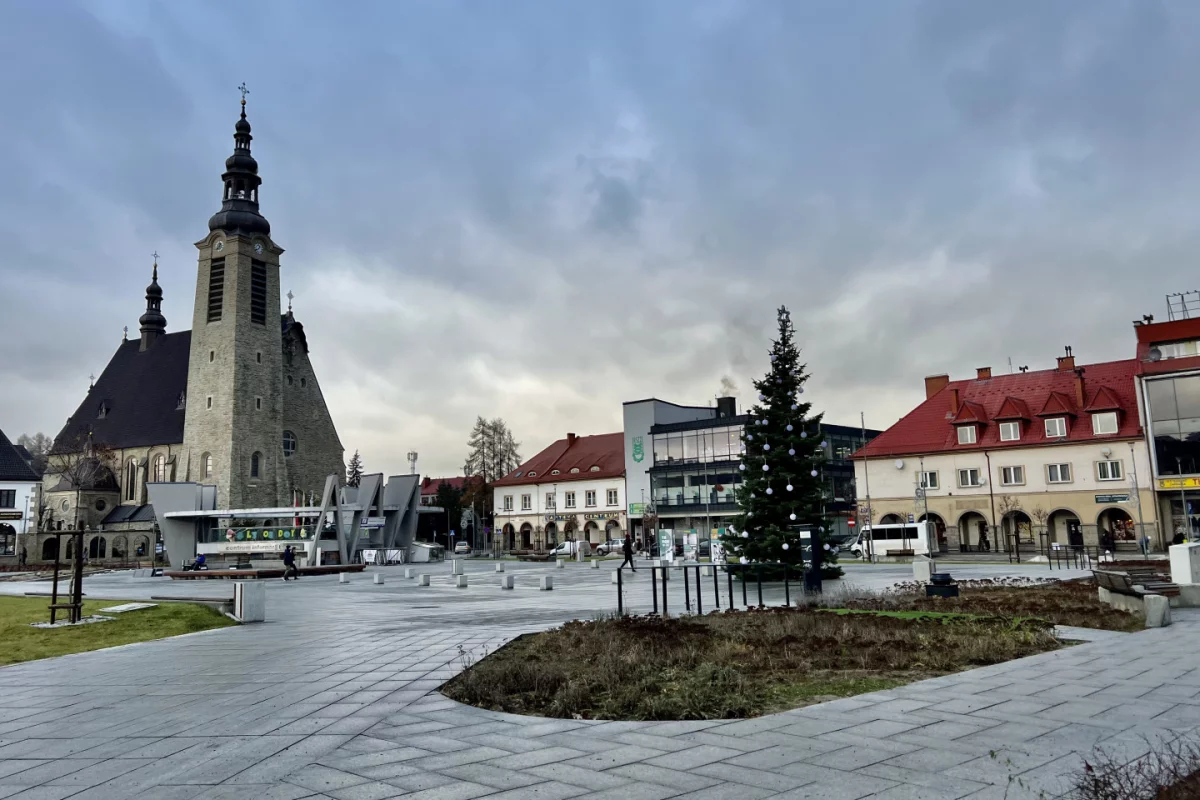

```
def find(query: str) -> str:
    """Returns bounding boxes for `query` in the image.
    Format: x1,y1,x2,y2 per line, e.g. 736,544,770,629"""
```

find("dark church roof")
0,428,39,482
102,504,157,525
54,331,192,452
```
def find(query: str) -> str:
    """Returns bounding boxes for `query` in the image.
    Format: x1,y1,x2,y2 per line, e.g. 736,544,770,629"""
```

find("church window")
300,378,307,388
256,351,262,364
203,453,213,477
125,459,137,502
282,430,297,458
251,452,261,478
255,397,262,410
207,258,225,322
206,396,212,410
209,351,214,362
287,376,293,386
152,455,166,483
94,499,106,512
97,403,107,419
250,260,267,325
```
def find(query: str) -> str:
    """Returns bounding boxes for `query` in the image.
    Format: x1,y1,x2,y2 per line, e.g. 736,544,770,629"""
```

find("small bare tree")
1030,506,1050,545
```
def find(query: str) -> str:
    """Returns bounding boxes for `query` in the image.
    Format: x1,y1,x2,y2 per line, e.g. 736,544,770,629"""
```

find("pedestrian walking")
620,534,636,571
282,545,299,581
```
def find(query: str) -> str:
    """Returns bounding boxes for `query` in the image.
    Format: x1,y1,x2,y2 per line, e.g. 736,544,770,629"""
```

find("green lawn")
0,596,238,666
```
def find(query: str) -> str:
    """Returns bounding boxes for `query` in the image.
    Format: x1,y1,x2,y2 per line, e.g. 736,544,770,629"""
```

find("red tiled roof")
993,397,1031,421
855,359,1141,459
492,433,625,487
420,476,482,496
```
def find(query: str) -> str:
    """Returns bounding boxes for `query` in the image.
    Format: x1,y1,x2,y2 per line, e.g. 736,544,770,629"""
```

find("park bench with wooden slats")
1092,569,1180,598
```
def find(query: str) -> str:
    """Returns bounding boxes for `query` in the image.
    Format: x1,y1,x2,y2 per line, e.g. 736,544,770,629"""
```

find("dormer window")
1045,417,1067,438
551,470,560,475
1092,412,1119,435
999,421,1020,442
570,468,580,474
97,403,108,419
589,465,601,472
528,471,537,477
957,425,976,445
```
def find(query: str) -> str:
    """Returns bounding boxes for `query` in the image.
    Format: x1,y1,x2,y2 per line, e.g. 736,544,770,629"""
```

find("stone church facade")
36,97,343,562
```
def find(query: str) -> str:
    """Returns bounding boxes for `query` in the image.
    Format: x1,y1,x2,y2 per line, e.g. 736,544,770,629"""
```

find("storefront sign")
227,527,312,542
1158,477,1200,490
1095,494,1130,504
632,436,645,463
628,503,646,516
583,513,615,521
0,511,24,521
218,541,301,554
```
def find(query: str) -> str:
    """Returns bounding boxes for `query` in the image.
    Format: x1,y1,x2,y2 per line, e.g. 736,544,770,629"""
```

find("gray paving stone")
524,762,632,790
771,771,898,799
606,763,721,792
438,764,544,790
474,782,589,800
690,762,812,792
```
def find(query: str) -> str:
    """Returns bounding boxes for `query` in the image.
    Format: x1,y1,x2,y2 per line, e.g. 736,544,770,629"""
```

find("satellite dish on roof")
1149,347,1162,362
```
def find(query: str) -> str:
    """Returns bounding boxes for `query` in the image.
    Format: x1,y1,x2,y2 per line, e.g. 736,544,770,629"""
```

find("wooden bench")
1092,569,1180,598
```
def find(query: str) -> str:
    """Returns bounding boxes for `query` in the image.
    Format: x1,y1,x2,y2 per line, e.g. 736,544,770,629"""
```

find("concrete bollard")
556,559,565,570
404,568,416,579
500,574,514,589
455,574,468,588
701,566,713,577
540,575,554,591
418,574,430,586
591,559,600,570
611,571,621,584
233,581,266,623
451,560,464,576
1144,594,1171,628
338,573,350,584
373,573,384,585
495,562,505,573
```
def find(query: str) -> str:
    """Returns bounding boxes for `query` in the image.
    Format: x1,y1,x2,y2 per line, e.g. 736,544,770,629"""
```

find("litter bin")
925,573,959,598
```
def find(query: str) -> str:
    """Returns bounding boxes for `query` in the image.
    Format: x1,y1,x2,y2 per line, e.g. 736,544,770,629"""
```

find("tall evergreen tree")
720,306,842,579
346,450,363,488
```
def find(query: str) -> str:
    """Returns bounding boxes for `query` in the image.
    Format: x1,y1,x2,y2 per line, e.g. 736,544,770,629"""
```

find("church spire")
139,252,167,351
207,83,271,237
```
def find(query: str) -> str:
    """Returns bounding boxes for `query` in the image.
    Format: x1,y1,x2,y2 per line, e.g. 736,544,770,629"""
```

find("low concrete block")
1170,542,1200,585
500,575,514,589
455,574,468,588
233,581,266,623
611,571,621,584
495,562,505,572
373,573,384,585
451,560,464,576
338,573,349,585
556,559,565,569
591,559,600,569
404,568,416,579
701,566,713,577
418,574,430,586
1145,594,1172,628
912,555,935,584
540,575,554,591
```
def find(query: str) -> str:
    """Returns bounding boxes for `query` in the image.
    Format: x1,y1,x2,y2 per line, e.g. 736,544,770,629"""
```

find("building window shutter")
207,258,225,322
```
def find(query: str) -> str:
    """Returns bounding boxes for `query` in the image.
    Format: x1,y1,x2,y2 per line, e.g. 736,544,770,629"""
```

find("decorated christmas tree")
719,306,842,581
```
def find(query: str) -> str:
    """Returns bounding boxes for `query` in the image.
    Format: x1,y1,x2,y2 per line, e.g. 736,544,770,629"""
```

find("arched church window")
152,455,166,483
125,459,137,502
282,431,297,458
251,452,262,479
203,453,213,477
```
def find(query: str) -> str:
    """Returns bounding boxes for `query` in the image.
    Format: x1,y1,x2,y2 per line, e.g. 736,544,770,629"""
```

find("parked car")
550,540,592,558
596,539,625,556
453,541,471,555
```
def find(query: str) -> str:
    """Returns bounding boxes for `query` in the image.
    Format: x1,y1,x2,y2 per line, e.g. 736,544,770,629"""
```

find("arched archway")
957,511,990,552
880,513,904,525
1097,507,1135,547
519,523,532,550
918,512,947,553
111,535,128,559
135,535,150,558
583,520,600,544
544,523,557,548
88,536,106,559
1002,510,1032,547
605,519,622,542
42,538,58,561
66,537,75,559
1047,508,1082,548
503,524,515,551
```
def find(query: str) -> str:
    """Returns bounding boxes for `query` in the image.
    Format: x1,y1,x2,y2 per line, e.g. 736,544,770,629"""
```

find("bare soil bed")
841,577,1143,632
442,607,1059,721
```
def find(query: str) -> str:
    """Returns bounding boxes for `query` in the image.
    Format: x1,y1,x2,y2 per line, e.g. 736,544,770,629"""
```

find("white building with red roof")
853,349,1159,553
492,432,626,552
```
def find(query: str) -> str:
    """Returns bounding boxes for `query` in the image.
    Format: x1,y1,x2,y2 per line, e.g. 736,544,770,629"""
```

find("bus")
848,522,933,558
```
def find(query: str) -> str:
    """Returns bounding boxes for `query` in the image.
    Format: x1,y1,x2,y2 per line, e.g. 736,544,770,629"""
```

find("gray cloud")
3,0,1199,476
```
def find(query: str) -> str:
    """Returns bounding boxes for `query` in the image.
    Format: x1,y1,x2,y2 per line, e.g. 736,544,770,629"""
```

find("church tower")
181,88,287,508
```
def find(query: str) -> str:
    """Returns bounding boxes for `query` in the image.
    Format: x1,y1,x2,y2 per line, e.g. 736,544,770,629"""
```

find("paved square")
0,560,1196,799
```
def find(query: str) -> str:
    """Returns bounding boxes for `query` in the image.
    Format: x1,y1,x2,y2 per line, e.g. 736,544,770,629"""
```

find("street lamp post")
1177,457,1189,542
1130,442,1148,556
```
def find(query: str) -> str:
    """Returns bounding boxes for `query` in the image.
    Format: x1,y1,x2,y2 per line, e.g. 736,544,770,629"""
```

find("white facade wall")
493,476,628,547
856,440,1154,501
0,479,37,534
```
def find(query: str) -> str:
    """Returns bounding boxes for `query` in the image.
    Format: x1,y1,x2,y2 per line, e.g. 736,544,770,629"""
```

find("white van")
849,522,933,558
550,540,592,558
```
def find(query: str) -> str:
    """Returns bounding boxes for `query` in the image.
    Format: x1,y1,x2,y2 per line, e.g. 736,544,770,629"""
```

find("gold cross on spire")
152,250,159,265
238,82,249,106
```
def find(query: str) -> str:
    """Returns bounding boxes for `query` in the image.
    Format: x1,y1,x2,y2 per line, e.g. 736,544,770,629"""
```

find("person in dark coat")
282,545,299,580
620,534,636,571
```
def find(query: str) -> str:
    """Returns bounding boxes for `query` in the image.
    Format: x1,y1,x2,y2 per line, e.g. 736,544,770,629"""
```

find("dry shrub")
443,607,1059,721
1069,734,1200,800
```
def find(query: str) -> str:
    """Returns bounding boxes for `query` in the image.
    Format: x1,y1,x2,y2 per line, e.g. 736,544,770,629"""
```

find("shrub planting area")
840,577,1143,632
442,607,1060,721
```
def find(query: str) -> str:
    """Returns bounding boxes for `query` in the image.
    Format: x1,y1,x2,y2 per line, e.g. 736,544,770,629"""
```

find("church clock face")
213,240,224,252
253,241,264,254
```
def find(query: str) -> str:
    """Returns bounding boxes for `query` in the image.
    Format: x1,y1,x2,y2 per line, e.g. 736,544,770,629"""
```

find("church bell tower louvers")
182,87,287,508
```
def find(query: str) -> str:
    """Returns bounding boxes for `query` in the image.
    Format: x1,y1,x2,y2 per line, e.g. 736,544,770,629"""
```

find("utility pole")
861,412,874,562
1130,442,1148,555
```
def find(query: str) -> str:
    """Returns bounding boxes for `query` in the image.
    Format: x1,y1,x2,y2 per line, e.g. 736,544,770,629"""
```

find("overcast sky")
3,0,1199,478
